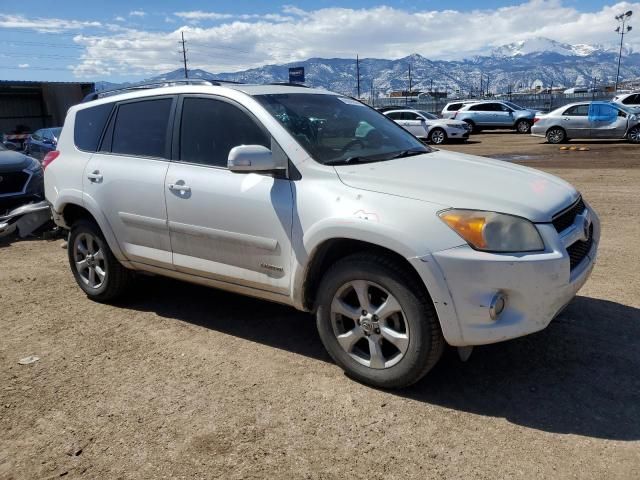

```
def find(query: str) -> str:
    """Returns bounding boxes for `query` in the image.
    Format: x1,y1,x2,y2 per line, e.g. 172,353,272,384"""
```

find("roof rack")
81,78,242,103
268,82,310,88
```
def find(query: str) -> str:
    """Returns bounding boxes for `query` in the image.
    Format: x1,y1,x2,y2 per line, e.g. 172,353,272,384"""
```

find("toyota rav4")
44,81,600,388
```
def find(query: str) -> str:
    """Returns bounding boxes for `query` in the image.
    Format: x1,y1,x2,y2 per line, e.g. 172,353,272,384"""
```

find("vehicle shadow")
127,278,640,440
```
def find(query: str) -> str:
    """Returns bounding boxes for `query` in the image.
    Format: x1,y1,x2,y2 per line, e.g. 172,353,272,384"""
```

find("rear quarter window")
74,103,114,152
446,103,463,111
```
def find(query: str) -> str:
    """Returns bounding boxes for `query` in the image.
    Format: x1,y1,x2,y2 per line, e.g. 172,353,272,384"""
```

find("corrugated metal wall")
0,82,93,136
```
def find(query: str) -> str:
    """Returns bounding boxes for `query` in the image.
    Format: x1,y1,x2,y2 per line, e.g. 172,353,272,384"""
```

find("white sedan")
383,109,471,144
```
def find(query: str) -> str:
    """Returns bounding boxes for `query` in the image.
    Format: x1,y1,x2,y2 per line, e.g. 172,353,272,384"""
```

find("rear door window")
74,103,114,152
111,98,173,158
401,112,420,120
468,104,488,111
386,112,402,120
563,105,589,116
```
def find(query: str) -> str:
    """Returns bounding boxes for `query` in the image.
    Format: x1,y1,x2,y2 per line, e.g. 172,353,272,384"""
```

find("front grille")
552,197,586,233
567,225,593,270
0,171,30,195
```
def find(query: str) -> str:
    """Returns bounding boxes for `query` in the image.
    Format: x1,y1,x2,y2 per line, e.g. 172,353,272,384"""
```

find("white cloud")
174,11,234,21
18,63,29,68
68,1,640,78
129,10,146,17
114,16,126,22
0,14,100,32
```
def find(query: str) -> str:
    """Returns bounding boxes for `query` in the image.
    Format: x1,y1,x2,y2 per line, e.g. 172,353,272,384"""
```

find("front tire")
546,127,567,144
628,126,640,143
516,119,531,134
428,128,447,145
68,220,132,302
316,253,444,389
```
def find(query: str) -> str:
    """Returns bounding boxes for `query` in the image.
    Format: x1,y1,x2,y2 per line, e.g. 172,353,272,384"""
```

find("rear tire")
428,128,447,145
315,253,444,389
68,220,133,302
627,126,640,143
464,120,479,133
516,119,531,134
546,127,567,144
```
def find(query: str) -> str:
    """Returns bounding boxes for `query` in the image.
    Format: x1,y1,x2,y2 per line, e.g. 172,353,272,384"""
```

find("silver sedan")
383,109,471,144
531,101,640,144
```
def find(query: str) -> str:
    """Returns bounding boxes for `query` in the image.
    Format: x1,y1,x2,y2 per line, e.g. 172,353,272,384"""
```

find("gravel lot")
1,133,639,479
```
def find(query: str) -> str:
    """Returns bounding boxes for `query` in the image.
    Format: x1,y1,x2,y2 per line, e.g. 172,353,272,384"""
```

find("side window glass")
623,95,638,105
112,98,173,158
386,112,401,120
179,97,269,168
75,103,114,152
563,105,588,116
402,112,419,120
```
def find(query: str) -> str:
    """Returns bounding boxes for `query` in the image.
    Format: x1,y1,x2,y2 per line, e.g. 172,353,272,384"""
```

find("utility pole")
614,10,633,92
592,76,597,100
356,54,361,98
179,31,189,79
479,72,483,98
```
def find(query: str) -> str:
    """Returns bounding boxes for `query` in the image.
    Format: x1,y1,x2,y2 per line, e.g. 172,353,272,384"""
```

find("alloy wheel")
547,128,565,144
330,280,409,369
73,232,107,289
431,129,446,144
629,127,640,143
517,121,530,133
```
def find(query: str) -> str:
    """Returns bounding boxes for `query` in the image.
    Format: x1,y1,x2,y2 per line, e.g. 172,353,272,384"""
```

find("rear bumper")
410,206,600,346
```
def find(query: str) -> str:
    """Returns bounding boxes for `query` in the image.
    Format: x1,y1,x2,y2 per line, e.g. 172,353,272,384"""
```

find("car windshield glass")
418,111,438,120
504,101,525,110
51,128,62,139
255,93,430,165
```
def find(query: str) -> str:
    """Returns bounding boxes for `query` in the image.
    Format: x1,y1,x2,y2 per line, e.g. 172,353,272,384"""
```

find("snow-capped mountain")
101,37,640,96
490,37,607,58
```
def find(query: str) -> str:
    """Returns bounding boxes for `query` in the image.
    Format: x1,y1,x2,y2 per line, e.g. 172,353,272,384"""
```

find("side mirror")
228,145,283,173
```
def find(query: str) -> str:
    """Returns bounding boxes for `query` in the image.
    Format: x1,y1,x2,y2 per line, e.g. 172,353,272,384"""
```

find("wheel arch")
58,200,129,264
301,238,434,313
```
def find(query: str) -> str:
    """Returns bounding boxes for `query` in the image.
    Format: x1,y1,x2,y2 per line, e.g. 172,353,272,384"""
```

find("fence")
366,92,615,115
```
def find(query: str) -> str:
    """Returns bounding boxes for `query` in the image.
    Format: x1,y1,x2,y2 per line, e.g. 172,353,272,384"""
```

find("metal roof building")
0,80,94,136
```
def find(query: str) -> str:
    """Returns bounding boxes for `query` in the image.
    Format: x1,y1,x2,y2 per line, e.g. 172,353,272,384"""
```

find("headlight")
446,123,464,129
438,209,544,252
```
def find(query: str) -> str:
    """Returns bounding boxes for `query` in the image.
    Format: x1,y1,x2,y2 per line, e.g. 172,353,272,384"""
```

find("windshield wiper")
386,149,429,160
324,156,374,166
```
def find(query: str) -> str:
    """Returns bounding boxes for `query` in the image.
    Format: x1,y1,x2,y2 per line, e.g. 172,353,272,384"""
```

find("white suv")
44,81,600,388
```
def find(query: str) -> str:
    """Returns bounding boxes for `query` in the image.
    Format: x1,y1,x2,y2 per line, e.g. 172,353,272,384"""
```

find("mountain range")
96,37,640,97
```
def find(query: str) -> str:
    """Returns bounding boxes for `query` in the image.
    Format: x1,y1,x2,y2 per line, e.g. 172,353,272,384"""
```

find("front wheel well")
302,238,432,312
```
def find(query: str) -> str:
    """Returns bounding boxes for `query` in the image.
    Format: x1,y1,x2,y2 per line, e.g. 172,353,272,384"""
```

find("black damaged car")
0,142,44,213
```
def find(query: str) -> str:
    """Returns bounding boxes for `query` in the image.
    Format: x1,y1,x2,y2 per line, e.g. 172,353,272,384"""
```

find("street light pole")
614,10,633,92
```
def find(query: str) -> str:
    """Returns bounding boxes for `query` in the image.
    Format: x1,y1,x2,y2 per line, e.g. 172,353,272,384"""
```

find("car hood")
0,150,34,173
334,150,578,222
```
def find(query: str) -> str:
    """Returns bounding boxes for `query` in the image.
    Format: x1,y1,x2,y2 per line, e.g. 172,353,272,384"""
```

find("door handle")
87,170,103,183
168,183,191,193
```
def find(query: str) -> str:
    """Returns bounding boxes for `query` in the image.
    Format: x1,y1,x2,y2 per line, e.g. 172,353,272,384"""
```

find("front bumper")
410,206,600,346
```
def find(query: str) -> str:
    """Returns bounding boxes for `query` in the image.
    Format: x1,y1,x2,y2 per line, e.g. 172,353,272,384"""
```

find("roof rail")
268,82,310,88
81,78,238,103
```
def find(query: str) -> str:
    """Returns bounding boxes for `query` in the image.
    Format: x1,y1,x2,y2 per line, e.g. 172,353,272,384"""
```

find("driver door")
164,95,294,294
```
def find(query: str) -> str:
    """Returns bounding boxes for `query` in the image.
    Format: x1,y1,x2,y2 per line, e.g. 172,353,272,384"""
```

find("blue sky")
0,1,637,82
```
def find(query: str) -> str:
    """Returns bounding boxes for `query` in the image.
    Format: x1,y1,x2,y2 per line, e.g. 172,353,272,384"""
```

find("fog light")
489,293,507,321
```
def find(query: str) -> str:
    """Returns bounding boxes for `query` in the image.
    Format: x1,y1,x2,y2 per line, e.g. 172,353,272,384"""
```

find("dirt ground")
1,132,639,479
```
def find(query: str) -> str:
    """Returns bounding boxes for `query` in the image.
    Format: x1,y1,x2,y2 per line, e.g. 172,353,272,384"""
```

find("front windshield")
255,93,430,165
504,101,525,111
418,111,438,120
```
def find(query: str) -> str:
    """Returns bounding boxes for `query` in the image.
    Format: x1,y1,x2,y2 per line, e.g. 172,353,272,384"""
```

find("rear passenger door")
83,96,176,269
560,104,590,138
164,95,293,294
